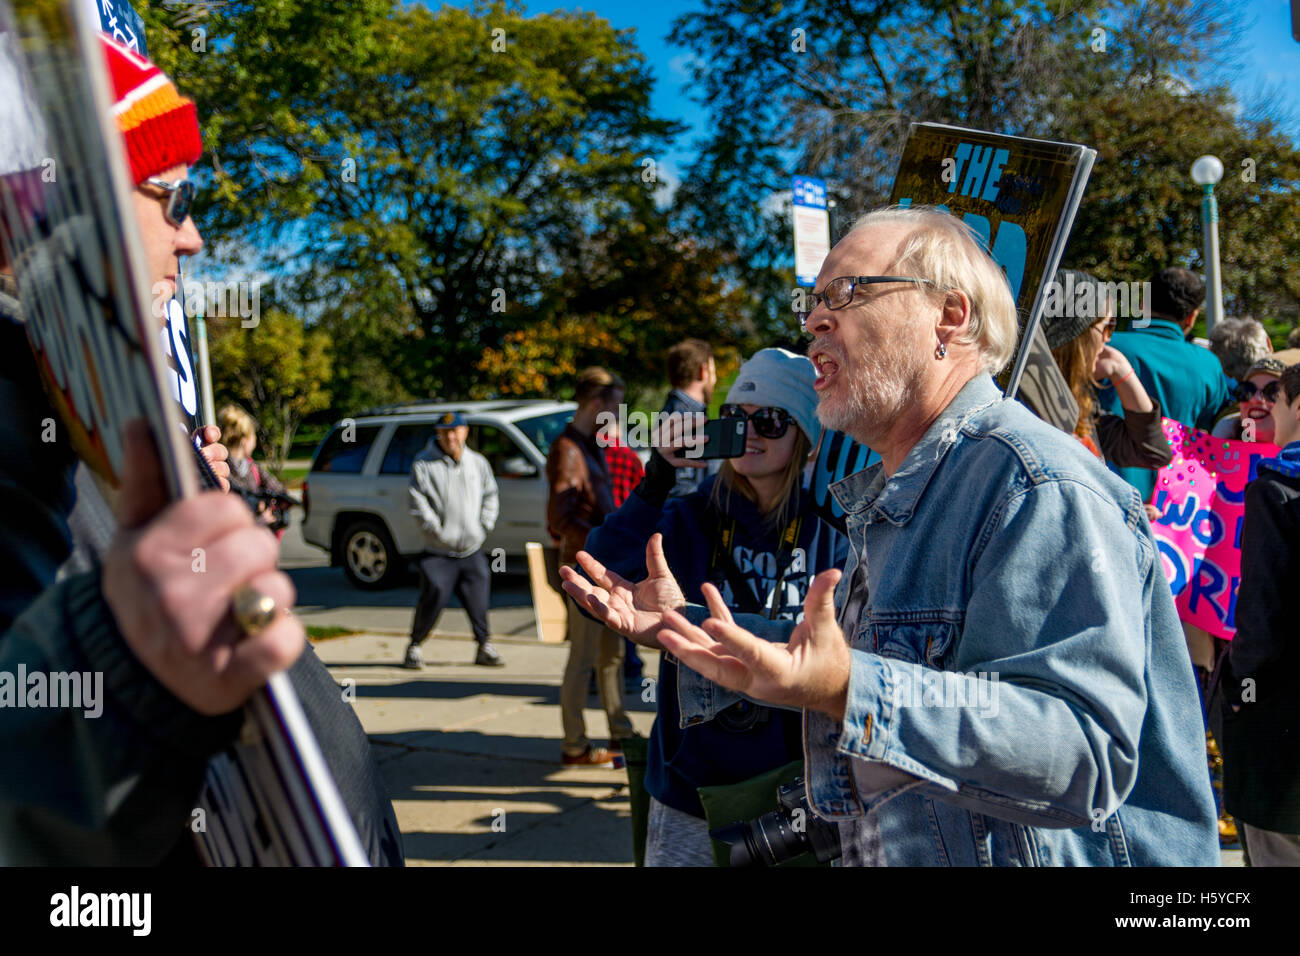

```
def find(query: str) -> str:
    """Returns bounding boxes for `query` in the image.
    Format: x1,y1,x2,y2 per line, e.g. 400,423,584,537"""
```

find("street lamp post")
1190,154,1224,335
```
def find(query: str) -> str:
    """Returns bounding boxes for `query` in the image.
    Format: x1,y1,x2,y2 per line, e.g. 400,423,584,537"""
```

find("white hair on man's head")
1208,317,1272,381
847,205,1019,375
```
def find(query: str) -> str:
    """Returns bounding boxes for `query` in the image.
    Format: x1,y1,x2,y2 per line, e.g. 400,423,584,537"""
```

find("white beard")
816,332,928,446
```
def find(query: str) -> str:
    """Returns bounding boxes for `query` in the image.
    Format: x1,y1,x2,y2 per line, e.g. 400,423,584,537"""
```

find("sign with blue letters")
792,174,830,287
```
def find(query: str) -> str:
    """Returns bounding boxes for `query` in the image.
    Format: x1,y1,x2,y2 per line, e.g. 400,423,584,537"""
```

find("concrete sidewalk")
313,630,658,866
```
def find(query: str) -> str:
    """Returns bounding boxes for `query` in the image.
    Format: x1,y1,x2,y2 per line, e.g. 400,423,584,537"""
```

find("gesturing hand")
559,533,686,649
656,569,851,719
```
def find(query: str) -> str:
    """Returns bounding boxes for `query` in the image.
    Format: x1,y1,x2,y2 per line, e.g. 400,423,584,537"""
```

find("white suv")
301,400,575,588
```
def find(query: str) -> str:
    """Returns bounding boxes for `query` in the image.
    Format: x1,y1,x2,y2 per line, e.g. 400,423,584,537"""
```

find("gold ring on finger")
232,585,278,636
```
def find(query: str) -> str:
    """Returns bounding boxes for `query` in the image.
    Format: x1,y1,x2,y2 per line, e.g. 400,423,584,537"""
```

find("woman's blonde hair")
709,429,812,535
217,404,256,450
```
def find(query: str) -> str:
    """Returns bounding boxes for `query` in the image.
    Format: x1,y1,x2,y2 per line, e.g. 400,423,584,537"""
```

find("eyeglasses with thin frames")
1093,317,1118,340
796,275,937,329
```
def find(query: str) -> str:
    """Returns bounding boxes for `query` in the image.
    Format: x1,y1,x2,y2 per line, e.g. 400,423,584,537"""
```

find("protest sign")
890,122,1095,400
0,0,366,865
1,0,193,495
808,123,1095,527
1149,418,1278,640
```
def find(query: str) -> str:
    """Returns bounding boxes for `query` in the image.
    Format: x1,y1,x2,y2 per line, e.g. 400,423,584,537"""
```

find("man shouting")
561,206,1219,866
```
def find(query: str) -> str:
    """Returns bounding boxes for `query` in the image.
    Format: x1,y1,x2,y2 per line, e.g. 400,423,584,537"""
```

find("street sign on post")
792,175,830,287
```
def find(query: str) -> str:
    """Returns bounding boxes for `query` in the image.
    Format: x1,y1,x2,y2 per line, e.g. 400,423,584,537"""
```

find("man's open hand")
559,533,686,649
656,569,851,719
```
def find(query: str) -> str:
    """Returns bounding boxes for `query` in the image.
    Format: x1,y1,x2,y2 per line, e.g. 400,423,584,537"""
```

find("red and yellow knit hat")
98,34,202,185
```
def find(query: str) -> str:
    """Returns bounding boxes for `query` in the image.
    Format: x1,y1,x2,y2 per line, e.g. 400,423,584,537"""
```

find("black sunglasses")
720,404,794,439
1234,380,1282,403
144,177,198,227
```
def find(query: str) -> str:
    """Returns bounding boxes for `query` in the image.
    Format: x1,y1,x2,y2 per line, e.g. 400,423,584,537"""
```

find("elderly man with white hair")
562,206,1220,866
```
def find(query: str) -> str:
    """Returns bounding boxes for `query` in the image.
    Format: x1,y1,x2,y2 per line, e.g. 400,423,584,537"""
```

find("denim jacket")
677,374,1219,866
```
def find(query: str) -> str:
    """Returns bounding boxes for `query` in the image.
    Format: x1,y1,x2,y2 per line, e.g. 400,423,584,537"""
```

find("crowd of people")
1,31,1296,869
560,213,1299,867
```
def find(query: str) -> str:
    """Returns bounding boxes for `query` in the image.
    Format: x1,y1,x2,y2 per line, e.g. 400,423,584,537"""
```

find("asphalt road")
279,510,539,640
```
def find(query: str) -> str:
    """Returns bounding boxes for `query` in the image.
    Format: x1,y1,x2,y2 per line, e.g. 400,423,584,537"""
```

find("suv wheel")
341,519,400,589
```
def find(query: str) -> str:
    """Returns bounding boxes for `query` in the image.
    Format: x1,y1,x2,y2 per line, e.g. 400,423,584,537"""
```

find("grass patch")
278,466,310,489
306,625,362,641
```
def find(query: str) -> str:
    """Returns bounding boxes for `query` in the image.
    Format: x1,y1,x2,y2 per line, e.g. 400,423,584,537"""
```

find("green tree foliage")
143,0,755,404
671,0,1300,340
206,309,332,467
476,221,756,398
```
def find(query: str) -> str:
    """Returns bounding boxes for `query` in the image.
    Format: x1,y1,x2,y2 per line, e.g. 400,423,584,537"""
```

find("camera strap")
709,513,803,621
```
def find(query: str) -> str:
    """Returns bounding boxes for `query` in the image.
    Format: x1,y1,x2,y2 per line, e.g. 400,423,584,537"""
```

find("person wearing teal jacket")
1098,267,1231,502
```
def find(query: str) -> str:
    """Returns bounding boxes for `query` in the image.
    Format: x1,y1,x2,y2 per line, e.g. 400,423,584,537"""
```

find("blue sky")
434,0,1300,185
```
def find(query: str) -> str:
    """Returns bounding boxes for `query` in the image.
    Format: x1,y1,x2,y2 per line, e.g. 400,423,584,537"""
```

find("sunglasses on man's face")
144,177,198,228
720,404,794,439
1234,380,1283,403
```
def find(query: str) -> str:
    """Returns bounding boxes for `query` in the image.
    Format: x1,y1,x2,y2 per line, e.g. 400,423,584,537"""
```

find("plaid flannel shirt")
603,435,644,508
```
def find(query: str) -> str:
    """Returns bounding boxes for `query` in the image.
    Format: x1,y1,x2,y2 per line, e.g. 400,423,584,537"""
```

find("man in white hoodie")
405,412,504,668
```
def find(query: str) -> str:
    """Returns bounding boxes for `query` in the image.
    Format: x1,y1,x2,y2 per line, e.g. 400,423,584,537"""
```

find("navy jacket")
585,469,848,818
1219,446,1300,832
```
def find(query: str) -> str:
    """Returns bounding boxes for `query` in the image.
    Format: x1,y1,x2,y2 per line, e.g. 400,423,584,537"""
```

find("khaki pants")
560,609,633,756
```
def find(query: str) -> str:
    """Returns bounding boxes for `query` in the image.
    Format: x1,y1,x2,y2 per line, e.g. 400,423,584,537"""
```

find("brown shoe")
561,746,618,767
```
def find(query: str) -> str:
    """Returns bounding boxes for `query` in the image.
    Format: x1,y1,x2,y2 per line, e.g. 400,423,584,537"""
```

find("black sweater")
1219,456,1300,832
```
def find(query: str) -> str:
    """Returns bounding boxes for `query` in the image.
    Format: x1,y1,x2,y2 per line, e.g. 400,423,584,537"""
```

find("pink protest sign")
1149,418,1278,640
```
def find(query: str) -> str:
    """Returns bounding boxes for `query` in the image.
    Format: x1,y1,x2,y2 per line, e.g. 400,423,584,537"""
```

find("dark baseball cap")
434,411,467,428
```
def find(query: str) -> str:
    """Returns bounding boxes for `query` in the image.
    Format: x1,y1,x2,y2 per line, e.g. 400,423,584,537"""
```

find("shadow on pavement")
376,731,636,864
399,811,633,865
353,677,658,714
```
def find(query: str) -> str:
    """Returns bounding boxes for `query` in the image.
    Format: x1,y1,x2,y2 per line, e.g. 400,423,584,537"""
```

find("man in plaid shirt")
601,421,646,691
602,424,644,508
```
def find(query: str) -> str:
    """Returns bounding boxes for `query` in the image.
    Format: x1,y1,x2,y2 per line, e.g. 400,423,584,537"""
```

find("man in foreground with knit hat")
0,35,399,864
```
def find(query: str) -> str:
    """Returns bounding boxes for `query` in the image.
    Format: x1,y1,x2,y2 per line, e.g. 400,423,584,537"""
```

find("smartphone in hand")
689,416,747,460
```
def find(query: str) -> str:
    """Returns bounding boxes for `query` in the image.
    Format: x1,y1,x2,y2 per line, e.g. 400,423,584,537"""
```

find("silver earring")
935,341,947,359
